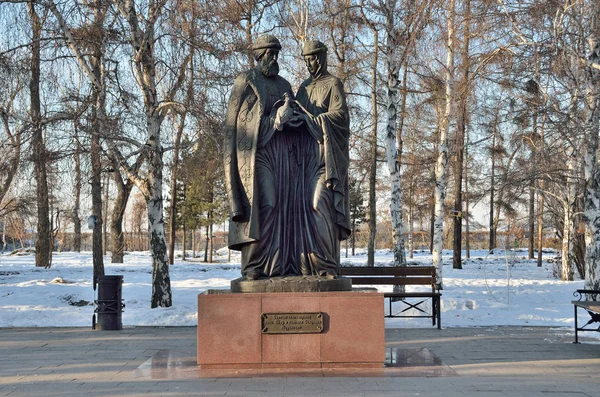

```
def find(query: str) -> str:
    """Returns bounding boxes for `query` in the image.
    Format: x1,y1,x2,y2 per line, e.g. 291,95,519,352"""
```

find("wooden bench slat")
349,276,436,285
340,267,435,276
572,301,600,312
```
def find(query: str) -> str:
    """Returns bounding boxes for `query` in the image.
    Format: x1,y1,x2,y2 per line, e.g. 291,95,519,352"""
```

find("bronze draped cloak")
223,69,293,251
296,73,351,241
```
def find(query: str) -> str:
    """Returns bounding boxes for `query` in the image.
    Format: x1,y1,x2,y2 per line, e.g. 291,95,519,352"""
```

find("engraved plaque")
261,312,324,334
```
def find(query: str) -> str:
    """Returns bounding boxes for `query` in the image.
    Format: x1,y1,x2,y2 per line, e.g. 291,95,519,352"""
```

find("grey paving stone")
1,326,599,397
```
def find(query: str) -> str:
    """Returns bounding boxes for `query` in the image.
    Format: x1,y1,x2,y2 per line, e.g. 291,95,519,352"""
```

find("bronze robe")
224,68,293,277
293,72,351,276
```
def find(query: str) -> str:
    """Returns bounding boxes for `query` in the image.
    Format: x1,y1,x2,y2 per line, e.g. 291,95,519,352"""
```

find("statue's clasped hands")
274,93,308,131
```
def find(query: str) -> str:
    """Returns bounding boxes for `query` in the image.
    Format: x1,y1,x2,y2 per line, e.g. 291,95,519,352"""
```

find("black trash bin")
93,275,124,330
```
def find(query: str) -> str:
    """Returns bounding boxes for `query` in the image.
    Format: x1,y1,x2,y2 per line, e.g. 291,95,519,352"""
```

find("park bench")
339,266,442,329
572,289,600,343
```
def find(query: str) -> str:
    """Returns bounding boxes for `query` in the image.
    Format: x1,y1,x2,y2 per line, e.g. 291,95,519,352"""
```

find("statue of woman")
285,40,351,278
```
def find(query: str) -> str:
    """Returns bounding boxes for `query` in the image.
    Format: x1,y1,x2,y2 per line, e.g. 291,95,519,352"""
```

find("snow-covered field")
0,248,586,333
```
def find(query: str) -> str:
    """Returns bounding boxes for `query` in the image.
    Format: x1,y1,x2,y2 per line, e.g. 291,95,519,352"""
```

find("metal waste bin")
93,275,124,330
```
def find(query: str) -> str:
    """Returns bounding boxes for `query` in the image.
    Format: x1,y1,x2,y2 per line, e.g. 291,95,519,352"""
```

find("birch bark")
368,29,378,267
583,20,600,293
561,151,577,281
384,0,407,267
432,0,456,286
111,0,190,307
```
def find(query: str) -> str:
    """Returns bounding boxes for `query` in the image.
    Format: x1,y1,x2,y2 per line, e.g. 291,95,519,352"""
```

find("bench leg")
436,297,441,329
574,304,579,344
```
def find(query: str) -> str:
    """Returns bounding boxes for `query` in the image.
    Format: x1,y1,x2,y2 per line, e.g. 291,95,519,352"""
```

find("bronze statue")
224,37,350,283
224,34,294,280
290,40,351,278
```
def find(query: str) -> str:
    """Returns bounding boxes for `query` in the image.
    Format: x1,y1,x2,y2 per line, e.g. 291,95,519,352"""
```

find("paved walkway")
1,326,599,396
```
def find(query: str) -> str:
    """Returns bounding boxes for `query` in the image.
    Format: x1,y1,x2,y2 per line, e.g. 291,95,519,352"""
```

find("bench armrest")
574,289,600,301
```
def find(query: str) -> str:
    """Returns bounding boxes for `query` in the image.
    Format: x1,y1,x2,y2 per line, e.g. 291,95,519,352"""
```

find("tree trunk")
115,0,175,307
452,0,470,270
72,131,82,252
464,126,470,259
429,194,435,253
384,0,407,268
91,102,104,278
147,118,172,308
583,21,600,294
432,0,456,286
535,111,545,267
168,110,186,265
528,186,535,258
489,128,496,252
351,222,356,256
536,192,544,266
561,172,575,281
103,173,110,255
110,165,133,264
192,229,196,258
182,224,186,261
209,222,213,263
204,223,209,263
367,29,378,268
408,178,414,259
44,0,108,268
29,2,51,269
90,0,107,280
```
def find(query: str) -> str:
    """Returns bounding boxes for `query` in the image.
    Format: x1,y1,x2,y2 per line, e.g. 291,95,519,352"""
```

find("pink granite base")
197,290,384,369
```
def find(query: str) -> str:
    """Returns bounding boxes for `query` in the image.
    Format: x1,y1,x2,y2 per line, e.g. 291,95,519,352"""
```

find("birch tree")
381,0,432,267
383,0,407,267
432,0,456,285
560,148,578,281
368,28,379,267
582,4,600,292
110,0,192,307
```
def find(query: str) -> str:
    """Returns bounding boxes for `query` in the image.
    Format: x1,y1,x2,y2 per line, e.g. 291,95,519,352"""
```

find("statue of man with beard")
224,35,295,280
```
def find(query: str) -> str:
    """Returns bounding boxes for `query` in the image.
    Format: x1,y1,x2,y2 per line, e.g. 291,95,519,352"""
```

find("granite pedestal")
197,290,385,369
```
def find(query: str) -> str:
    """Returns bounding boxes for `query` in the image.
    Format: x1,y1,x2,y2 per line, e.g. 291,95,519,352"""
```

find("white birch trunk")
583,11,600,293
583,77,600,292
367,29,379,267
147,116,172,308
561,207,575,281
384,0,407,267
432,0,456,287
561,151,577,281
112,0,180,307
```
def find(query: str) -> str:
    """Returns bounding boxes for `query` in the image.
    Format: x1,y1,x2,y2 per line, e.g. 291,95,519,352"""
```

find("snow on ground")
0,248,588,336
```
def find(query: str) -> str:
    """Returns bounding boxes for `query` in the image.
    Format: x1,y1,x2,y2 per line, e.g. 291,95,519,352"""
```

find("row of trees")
1,0,600,307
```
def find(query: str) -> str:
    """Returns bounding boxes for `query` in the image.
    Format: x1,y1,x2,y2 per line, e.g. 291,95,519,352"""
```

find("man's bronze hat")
252,35,282,51
302,40,327,56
